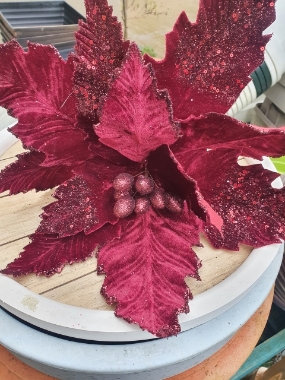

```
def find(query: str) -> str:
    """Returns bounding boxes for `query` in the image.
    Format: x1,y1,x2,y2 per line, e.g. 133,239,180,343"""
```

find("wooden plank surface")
124,0,199,57
1,0,200,59
0,139,252,310
0,141,26,161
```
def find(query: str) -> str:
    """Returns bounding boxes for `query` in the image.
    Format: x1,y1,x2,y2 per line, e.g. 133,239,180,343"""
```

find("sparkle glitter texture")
150,189,166,209
113,195,135,218
113,172,134,191
145,0,276,119
73,0,129,121
165,194,183,214
134,197,150,214
114,190,130,200
135,175,155,195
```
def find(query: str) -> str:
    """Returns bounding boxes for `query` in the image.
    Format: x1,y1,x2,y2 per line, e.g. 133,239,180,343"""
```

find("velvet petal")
38,156,141,237
1,223,121,277
0,41,92,167
0,151,73,195
148,145,205,220
74,0,129,120
89,134,135,166
145,0,275,119
96,44,179,162
98,205,203,337
176,148,285,250
173,113,285,162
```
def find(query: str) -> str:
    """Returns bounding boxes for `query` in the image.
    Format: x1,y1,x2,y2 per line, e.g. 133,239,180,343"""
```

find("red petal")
148,145,205,220
74,0,129,120
145,1,275,119
1,224,120,277
38,157,140,237
0,151,73,195
98,206,203,337
89,133,134,165
177,147,285,250
173,113,285,162
75,115,131,165
96,43,179,162
0,41,92,166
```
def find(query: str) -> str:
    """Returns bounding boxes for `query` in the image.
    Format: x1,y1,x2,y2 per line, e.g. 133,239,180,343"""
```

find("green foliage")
140,45,156,57
270,156,285,174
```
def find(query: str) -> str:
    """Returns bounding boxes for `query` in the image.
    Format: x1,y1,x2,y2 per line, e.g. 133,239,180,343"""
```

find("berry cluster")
112,173,183,218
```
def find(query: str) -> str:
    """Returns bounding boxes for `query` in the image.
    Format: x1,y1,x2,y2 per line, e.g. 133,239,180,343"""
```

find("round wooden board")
0,133,281,342
0,140,252,310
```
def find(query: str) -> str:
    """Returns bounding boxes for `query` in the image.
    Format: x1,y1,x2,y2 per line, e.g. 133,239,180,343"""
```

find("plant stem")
122,0,128,40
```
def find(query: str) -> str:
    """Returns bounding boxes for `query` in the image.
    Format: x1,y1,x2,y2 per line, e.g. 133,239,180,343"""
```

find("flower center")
112,173,183,218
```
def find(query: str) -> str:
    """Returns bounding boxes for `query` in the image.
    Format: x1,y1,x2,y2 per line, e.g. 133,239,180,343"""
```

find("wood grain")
0,141,26,160
0,141,252,310
124,0,199,58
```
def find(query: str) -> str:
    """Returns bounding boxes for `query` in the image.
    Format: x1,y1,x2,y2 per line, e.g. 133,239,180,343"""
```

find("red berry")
150,189,166,209
113,173,134,192
114,190,130,200
165,194,183,213
113,195,135,218
134,197,150,214
135,175,154,195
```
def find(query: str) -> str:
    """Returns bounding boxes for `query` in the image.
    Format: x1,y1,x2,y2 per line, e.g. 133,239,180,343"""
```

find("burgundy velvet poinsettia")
1,0,285,337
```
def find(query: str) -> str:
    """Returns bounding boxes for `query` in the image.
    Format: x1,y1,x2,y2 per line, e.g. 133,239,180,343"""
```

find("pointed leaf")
149,145,222,234
145,0,275,118
74,0,129,120
0,151,73,195
173,113,285,163
38,156,140,237
96,44,179,162
177,148,285,250
1,223,121,277
172,114,285,247
0,41,92,166
98,206,203,337
148,145,205,220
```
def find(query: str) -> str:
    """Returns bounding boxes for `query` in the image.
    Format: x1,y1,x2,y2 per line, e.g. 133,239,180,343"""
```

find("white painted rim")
0,126,282,342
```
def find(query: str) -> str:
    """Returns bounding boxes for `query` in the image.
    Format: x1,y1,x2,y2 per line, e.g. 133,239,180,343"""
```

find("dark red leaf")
148,145,205,220
0,151,73,195
89,132,134,166
175,147,285,250
74,0,129,120
0,41,92,167
172,113,285,247
38,156,141,237
145,0,275,119
149,145,223,233
1,223,121,277
172,113,285,162
98,206,203,337
95,43,179,162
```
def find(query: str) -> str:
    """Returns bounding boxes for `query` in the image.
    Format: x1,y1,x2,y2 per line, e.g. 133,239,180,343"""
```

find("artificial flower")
1,0,285,337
